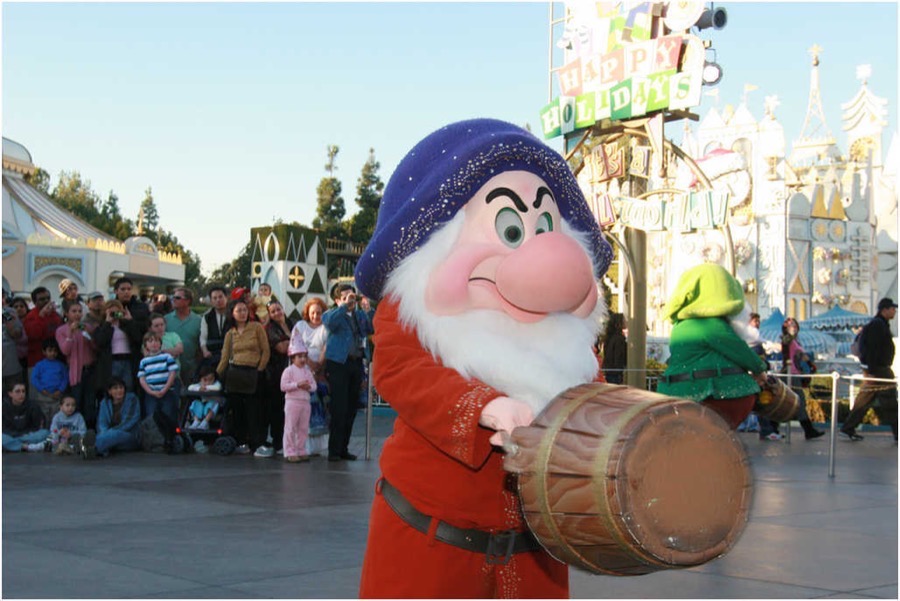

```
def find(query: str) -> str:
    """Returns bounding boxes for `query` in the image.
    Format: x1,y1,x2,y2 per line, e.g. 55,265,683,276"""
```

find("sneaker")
840,429,864,441
762,433,783,441
190,419,202,429
254,445,275,458
193,440,208,454
25,442,46,452
276,448,284,456
234,444,251,455
81,430,97,459
805,429,826,440
198,420,209,430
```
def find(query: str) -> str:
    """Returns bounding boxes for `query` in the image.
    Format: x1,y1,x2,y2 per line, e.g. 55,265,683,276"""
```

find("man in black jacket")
842,298,898,442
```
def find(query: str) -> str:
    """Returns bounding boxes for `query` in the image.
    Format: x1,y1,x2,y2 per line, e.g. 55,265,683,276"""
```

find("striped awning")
758,308,838,355
801,305,872,330
3,175,119,243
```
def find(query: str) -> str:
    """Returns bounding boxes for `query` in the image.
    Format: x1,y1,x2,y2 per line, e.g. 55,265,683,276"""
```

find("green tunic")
658,317,766,402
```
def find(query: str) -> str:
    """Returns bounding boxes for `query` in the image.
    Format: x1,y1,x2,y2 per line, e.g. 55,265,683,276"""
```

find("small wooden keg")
755,376,800,422
504,382,751,576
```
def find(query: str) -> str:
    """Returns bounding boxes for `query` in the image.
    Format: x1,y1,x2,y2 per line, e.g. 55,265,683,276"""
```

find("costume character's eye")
495,208,525,248
535,212,553,235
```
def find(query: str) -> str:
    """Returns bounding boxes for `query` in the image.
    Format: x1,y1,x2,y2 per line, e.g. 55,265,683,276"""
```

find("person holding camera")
23,286,63,399
56,302,98,428
92,299,144,403
321,284,373,462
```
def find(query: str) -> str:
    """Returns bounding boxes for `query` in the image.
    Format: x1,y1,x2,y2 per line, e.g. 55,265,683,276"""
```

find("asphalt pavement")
2,410,897,599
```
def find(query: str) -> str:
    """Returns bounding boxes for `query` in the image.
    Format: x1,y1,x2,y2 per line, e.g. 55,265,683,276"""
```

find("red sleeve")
372,298,499,469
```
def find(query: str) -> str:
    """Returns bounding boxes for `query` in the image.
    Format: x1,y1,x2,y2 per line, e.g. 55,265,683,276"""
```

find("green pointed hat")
665,263,745,322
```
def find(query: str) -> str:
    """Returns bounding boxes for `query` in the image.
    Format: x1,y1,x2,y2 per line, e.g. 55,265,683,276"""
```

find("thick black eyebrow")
533,186,553,209
486,187,528,213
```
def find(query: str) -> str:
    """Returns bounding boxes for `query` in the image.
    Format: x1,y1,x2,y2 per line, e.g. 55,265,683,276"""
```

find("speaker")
696,7,727,30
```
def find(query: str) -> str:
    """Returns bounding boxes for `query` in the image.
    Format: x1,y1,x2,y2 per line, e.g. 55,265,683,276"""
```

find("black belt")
378,478,541,565
111,353,131,360
663,366,747,384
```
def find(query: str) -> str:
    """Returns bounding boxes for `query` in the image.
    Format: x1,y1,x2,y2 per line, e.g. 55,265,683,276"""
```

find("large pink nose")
495,232,595,314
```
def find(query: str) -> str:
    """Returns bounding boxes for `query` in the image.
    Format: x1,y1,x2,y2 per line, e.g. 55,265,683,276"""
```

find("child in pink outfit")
281,340,317,463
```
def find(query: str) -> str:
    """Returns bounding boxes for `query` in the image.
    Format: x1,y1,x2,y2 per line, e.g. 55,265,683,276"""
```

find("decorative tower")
790,45,842,168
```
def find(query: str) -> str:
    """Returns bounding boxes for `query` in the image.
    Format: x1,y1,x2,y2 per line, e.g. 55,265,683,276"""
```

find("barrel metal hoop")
592,395,670,570
534,383,618,570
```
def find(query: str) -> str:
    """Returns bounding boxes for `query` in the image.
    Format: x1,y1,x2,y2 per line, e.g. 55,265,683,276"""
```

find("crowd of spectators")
2,279,375,462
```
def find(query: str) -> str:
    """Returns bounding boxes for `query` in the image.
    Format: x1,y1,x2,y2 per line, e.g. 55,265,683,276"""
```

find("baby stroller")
178,387,237,456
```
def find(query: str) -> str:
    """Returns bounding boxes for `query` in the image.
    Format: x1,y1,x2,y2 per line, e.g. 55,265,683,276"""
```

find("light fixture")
702,61,723,85
696,5,727,30
702,48,723,85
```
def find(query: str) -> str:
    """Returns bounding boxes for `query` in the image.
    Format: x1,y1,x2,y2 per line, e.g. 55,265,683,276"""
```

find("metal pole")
828,371,839,478
365,359,374,461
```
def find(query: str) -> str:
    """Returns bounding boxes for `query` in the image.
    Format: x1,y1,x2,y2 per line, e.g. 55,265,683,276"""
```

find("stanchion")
828,371,839,478
365,358,374,461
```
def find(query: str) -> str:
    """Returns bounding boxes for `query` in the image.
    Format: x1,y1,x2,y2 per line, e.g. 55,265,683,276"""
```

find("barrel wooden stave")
755,377,800,422
509,382,752,576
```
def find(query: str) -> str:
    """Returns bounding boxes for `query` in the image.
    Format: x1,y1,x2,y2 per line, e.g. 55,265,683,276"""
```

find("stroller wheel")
213,436,236,456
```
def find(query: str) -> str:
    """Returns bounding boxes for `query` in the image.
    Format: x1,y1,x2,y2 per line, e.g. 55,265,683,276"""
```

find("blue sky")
3,2,897,275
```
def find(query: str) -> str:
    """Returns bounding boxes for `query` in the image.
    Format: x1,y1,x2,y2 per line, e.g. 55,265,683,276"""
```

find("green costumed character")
658,264,768,429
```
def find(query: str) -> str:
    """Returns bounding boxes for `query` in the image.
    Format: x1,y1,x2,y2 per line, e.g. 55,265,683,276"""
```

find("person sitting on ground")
2,382,49,452
281,340,317,463
84,377,141,458
137,331,180,424
49,394,87,455
30,338,69,425
187,365,223,430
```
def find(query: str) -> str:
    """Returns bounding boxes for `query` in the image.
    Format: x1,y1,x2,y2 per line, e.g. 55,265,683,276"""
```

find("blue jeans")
95,429,140,456
111,358,134,391
2,429,50,452
143,386,181,422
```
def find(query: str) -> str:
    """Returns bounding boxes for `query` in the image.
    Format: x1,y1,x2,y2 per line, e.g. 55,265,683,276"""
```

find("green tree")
100,191,135,239
25,167,51,194
52,171,103,224
346,148,384,244
138,187,159,240
208,240,252,289
312,145,347,240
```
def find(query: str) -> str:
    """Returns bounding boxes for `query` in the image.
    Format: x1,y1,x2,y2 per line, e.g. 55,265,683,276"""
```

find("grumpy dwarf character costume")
657,264,767,429
355,119,612,598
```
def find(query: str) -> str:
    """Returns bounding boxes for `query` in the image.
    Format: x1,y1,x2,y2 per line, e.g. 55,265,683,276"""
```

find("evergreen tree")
139,187,159,240
312,145,347,240
347,148,384,244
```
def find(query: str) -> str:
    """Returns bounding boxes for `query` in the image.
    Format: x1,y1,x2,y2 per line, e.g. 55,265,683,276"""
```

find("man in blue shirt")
322,285,373,462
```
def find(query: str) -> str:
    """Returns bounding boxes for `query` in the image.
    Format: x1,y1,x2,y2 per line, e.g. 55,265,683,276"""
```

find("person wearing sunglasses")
165,287,201,386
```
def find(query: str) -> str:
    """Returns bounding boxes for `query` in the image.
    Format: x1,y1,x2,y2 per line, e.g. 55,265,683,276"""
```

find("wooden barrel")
754,376,800,422
504,382,751,576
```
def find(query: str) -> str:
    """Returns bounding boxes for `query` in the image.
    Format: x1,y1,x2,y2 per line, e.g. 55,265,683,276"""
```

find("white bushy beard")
383,212,607,416
729,304,759,344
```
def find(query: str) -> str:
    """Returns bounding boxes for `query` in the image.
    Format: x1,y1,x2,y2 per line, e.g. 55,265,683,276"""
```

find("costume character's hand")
479,396,535,447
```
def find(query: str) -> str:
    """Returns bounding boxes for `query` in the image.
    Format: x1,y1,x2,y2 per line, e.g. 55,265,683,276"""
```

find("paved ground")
2,410,897,599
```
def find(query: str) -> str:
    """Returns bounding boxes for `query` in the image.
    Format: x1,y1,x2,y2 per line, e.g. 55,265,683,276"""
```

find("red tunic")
359,298,568,598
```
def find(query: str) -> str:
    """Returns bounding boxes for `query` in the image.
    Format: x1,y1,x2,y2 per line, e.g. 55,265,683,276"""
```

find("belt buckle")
486,530,517,565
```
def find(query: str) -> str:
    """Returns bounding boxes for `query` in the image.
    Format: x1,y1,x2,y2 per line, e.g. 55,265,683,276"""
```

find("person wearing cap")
354,119,614,598
280,338,316,463
842,297,898,442
57,279,86,318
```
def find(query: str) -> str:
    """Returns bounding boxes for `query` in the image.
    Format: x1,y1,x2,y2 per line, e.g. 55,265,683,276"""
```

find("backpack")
851,322,869,362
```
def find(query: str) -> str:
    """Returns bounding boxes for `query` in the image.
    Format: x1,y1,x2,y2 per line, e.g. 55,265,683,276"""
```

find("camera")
113,311,124,319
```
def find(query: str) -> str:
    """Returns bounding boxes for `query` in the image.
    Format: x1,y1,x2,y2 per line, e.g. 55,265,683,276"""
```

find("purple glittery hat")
354,118,612,301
